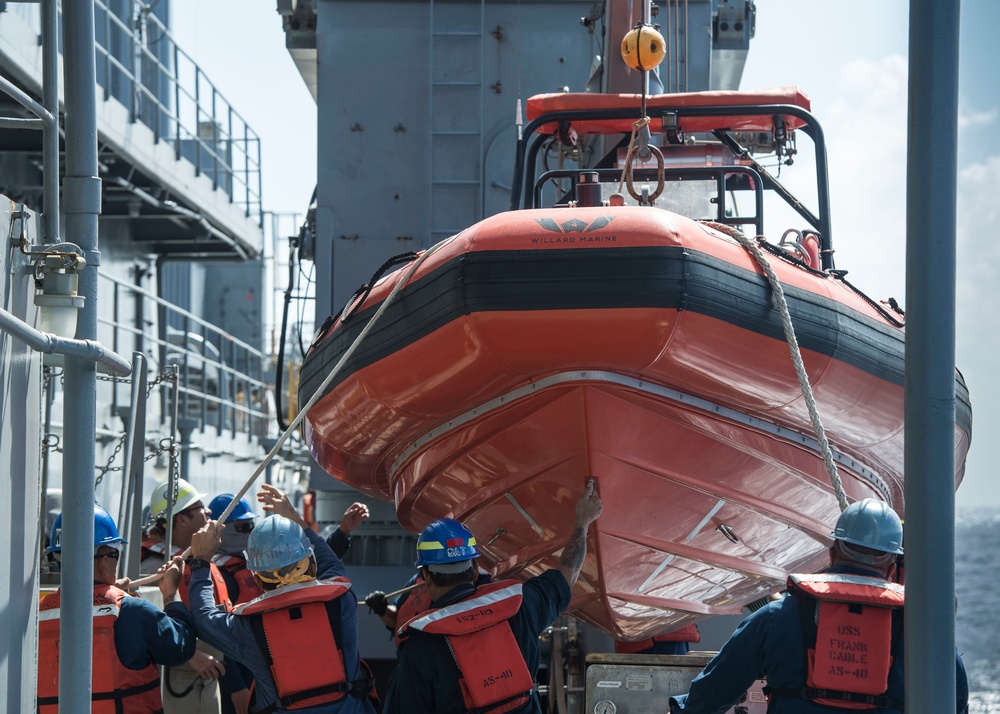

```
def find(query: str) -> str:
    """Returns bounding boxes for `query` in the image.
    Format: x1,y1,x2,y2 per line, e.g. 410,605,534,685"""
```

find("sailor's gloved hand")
366,590,388,616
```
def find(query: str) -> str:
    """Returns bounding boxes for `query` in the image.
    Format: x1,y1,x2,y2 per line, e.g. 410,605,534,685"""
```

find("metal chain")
145,370,174,398
96,373,132,384
95,431,129,487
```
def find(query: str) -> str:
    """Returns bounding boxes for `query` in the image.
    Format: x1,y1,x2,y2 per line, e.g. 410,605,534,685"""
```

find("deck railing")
98,272,274,441
86,0,263,223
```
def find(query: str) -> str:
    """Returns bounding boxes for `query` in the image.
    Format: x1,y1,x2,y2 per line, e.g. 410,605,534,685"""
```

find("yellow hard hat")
150,478,206,519
620,25,666,72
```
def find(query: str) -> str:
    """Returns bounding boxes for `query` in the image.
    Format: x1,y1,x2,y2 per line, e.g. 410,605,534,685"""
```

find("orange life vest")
140,543,232,610
180,560,231,610
213,553,265,605
38,585,161,713
234,578,373,713
783,573,905,710
400,580,535,714
614,623,701,654
393,583,432,648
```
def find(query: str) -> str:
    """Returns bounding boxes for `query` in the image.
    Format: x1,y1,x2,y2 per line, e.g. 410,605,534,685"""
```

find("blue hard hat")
49,505,127,553
208,493,255,522
245,516,313,571
832,498,904,555
415,518,479,568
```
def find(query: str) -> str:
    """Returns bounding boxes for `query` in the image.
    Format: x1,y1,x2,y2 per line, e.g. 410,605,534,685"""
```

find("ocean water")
956,507,1000,712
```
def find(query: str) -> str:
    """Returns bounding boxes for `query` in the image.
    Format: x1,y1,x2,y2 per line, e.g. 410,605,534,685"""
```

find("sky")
170,1,999,509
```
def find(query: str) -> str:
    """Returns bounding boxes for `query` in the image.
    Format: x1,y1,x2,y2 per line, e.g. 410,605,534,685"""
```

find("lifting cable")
131,238,451,587
701,221,850,513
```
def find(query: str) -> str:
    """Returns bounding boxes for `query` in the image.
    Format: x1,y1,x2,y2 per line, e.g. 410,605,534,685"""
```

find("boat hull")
300,207,971,638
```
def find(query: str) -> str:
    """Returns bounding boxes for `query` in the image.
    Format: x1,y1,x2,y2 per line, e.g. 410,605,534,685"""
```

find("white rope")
703,222,850,513
131,240,451,586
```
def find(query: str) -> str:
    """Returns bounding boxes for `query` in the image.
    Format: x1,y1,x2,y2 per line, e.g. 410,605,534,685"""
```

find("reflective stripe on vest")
785,573,904,710
402,580,534,714
38,585,161,713
237,578,371,712
405,581,523,635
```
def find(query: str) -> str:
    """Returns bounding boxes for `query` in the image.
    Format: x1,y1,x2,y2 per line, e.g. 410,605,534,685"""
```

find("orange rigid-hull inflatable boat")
299,89,972,641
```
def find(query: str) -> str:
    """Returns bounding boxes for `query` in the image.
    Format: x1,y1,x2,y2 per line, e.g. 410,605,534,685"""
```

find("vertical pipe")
59,1,102,712
41,0,60,243
904,1,960,713
227,104,233,200
173,43,181,160
194,68,201,176
111,281,119,417
244,123,251,217
211,87,218,190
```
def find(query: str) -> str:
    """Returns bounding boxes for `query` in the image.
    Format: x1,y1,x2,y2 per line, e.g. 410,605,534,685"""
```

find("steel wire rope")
130,239,452,586
700,220,850,512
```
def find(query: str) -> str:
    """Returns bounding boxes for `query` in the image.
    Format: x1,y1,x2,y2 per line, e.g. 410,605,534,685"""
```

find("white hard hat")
150,478,206,520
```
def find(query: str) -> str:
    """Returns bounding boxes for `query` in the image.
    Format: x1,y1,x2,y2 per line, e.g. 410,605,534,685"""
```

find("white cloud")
821,56,909,301
958,105,997,131
955,154,1000,507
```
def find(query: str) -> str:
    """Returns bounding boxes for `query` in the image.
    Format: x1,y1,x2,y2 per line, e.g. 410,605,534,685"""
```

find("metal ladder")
429,0,485,244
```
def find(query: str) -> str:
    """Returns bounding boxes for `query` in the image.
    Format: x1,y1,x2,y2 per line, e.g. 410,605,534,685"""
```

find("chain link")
95,431,129,487
96,373,131,384
42,433,62,454
145,369,176,398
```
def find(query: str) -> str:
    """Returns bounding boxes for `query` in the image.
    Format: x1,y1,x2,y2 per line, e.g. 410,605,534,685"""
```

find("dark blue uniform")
117,597,198,668
382,569,571,714
180,529,375,714
670,565,969,714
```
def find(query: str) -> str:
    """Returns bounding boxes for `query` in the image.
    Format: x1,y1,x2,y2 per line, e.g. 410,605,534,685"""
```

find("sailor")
324,500,371,558
142,478,236,714
37,505,197,713
669,498,969,713
206,493,264,714
208,493,265,606
382,478,604,714
161,483,377,714
614,623,701,656
364,566,491,654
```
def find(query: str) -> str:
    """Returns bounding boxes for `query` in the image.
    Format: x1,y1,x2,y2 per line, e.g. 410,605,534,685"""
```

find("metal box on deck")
585,653,767,713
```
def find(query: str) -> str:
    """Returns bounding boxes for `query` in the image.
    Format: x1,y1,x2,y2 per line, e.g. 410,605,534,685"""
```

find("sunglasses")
176,503,205,518
94,550,121,561
233,521,255,534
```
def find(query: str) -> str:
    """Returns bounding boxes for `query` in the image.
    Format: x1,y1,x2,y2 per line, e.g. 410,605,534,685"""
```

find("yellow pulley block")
620,24,666,71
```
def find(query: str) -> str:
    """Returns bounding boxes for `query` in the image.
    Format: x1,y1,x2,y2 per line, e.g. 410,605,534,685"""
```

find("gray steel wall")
0,199,43,714
315,0,594,317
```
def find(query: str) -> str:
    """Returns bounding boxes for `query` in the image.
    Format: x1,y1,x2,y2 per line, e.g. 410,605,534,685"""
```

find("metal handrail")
98,272,273,438
84,0,264,222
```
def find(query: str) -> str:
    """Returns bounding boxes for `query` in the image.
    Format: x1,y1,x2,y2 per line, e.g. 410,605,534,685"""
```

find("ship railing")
89,0,263,223
512,102,832,270
98,272,274,441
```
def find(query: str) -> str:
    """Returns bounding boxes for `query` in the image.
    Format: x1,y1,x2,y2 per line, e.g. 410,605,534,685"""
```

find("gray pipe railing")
903,1,961,712
59,1,102,711
0,306,131,377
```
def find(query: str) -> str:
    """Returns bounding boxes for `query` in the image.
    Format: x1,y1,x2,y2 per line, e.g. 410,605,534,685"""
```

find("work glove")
366,590,388,616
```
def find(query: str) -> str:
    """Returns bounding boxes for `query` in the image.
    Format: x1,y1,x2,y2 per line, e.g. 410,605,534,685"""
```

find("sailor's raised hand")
575,478,604,528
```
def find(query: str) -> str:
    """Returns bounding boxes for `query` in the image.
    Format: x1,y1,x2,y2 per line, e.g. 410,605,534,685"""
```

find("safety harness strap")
37,676,161,706
765,686,903,710
253,678,377,714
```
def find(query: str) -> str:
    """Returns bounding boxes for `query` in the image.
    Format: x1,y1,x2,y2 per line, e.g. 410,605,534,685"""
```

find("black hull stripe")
300,246,973,437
